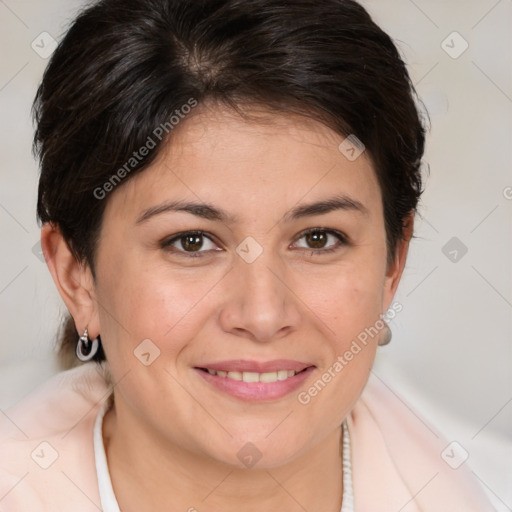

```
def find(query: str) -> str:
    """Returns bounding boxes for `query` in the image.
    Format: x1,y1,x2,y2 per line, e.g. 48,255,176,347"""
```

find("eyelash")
160,228,349,258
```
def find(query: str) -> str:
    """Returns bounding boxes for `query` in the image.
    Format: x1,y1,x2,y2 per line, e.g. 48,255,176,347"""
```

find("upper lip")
196,359,314,373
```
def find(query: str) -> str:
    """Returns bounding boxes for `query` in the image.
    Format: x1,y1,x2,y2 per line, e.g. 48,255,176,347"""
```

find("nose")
218,249,303,343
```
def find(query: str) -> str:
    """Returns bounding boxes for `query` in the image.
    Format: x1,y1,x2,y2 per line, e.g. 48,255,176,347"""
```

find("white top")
94,400,354,512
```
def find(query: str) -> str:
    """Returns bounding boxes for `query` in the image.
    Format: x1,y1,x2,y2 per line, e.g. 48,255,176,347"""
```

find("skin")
42,104,412,512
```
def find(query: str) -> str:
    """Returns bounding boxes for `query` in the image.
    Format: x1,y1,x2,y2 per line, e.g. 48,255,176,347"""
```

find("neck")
102,401,345,512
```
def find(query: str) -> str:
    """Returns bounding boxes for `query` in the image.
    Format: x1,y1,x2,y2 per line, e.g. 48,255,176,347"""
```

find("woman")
0,0,495,510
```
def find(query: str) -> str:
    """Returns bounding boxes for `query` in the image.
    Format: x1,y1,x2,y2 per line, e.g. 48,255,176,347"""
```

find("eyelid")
291,227,349,247
161,227,349,257
161,230,221,256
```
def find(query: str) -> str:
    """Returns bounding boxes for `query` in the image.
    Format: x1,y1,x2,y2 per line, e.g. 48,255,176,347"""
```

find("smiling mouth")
194,363,315,401
196,367,309,383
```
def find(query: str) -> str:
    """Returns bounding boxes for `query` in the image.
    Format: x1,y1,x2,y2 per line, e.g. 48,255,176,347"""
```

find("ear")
382,212,414,311
40,223,100,339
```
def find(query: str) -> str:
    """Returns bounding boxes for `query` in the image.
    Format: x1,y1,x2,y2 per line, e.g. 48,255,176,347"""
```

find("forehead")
105,105,381,224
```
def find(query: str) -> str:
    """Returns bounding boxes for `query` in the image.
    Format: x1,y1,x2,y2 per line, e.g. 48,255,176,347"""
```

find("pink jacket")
0,363,495,511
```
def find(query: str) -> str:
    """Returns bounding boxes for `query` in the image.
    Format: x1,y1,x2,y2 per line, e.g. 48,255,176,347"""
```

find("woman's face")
89,105,405,467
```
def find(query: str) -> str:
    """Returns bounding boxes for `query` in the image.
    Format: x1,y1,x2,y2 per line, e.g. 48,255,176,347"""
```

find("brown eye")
162,231,219,256
181,233,204,252
305,231,328,249
293,228,347,254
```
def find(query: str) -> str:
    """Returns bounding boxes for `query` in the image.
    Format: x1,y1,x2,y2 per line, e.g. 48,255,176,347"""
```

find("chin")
203,432,307,471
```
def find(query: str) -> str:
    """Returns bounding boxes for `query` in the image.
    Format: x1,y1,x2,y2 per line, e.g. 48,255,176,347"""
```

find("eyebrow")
136,194,369,225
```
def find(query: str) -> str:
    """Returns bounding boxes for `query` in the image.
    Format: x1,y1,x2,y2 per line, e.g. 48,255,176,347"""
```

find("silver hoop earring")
76,328,100,361
378,322,392,346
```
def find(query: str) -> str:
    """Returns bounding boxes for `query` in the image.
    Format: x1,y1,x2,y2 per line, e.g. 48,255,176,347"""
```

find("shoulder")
348,372,495,511
0,362,110,511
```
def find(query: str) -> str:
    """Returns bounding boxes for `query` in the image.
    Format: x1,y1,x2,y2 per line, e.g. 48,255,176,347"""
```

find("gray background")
0,0,511,508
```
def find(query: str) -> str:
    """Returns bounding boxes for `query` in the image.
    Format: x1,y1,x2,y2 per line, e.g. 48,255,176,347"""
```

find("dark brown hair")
33,0,427,368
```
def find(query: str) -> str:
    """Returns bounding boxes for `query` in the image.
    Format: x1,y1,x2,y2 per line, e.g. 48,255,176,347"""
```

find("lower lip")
194,367,315,402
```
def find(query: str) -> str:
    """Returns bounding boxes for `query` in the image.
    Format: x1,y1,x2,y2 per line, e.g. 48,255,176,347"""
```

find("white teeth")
242,371,259,383
260,371,278,383
277,370,288,381
205,368,300,382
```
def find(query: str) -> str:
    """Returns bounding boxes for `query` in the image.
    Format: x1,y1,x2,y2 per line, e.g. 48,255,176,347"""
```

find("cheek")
292,248,385,398
299,256,386,335
94,248,222,359
293,264,382,424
